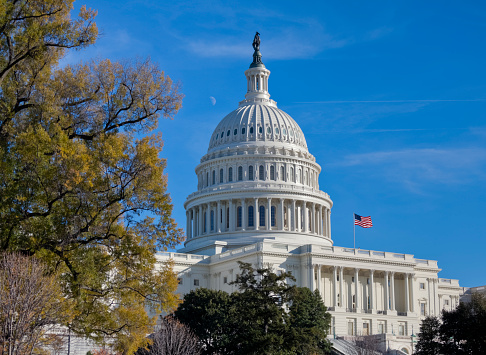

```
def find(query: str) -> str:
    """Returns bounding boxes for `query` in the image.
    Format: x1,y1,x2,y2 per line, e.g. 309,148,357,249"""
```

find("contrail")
294,99,486,104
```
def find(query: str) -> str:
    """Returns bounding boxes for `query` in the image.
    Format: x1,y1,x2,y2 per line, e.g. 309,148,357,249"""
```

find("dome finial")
250,32,264,68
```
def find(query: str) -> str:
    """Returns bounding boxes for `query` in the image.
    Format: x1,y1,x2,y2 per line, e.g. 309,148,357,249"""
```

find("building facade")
157,38,462,354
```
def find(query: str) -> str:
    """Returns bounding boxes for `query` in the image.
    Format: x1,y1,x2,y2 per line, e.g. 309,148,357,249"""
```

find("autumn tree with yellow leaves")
0,1,183,353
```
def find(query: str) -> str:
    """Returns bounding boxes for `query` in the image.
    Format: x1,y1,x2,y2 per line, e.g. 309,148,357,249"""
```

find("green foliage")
415,316,441,355
175,262,331,355
0,1,183,353
415,293,486,355
174,289,234,355
287,288,332,355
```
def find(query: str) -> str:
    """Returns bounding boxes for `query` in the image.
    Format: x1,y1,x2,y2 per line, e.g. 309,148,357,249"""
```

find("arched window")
228,167,233,182
220,169,223,183
210,210,214,231
284,207,287,228
242,127,246,135
259,206,265,227
305,171,308,185
250,126,254,134
203,212,207,233
237,206,242,228
259,165,264,180
226,207,229,229
300,169,303,184
290,167,294,182
249,166,254,180
248,206,254,227
280,166,285,182
238,166,243,181
212,170,215,185
270,166,275,180
271,206,276,227
308,210,312,231
259,126,263,134
206,172,209,187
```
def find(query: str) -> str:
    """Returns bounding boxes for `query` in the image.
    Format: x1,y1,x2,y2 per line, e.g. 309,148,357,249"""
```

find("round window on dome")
290,130,294,137
242,127,246,135
275,127,280,135
259,126,263,134
266,127,271,134
221,132,224,138
227,130,230,137
250,126,254,134
234,129,237,135
283,129,287,135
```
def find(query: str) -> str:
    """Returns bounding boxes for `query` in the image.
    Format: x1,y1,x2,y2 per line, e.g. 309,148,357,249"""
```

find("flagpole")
353,212,356,249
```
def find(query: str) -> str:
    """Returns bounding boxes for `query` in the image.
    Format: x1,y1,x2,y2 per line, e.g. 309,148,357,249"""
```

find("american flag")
354,214,373,228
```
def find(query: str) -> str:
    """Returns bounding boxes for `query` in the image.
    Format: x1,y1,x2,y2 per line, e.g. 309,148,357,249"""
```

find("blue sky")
68,0,486,287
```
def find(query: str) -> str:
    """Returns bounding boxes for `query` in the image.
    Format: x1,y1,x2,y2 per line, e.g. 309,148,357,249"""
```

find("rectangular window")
347,321,354,336
420,282,425,290
177,278,183,285
421,303,426,316
237,206,242,228
194,279,199,286
444,299,449,305
224,277,228,284
363,323,369,336
399,324,405,336
248,206,254,227
378,323,384,334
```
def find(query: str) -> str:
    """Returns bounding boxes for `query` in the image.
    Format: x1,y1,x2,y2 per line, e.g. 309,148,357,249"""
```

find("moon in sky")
209,96,216,106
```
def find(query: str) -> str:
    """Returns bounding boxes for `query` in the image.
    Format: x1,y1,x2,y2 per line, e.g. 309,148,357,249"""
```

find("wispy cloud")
336,148,486,191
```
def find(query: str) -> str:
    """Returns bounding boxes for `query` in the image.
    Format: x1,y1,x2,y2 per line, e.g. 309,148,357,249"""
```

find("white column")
428,278,432,315
217,201,221,233
255,198,259,230
434,279,439,315
317,265,322,294
198,205,203,236
279,198,284,230
328,209,331,239
339,267,344,308
384,271,389,311
206,203,210,234
292,200,297,231
370,270,374,311
241,199,246,231
186,211,190,238
319,205,323,236
229,199,234,232
312,203,316,234
405,273,410,313
333,266,338,308
355,268,360,311
303,202,308,232
391,272,396,311
310,264,316,291
410,274,415,313
222,201,227,232
267,198,271,230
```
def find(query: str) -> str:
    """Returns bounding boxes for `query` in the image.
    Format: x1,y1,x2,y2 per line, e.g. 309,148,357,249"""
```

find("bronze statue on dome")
252,32,260,51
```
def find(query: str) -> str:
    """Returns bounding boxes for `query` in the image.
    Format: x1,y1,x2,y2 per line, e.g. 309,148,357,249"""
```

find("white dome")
207,103,308,153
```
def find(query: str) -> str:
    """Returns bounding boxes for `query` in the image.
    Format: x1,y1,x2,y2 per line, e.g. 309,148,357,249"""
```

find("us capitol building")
157,35,462,354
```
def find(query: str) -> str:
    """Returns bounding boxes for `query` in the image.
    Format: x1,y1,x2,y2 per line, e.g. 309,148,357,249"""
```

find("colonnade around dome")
185,196,331,240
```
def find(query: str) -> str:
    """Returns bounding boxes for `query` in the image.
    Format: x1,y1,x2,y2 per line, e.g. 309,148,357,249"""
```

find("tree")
287,288,331,355
229,262,296,355
415,293,486,355
0,252,72,355
0,1,183,353
150,316,201,355
175,262,332,355
174,289,234,355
